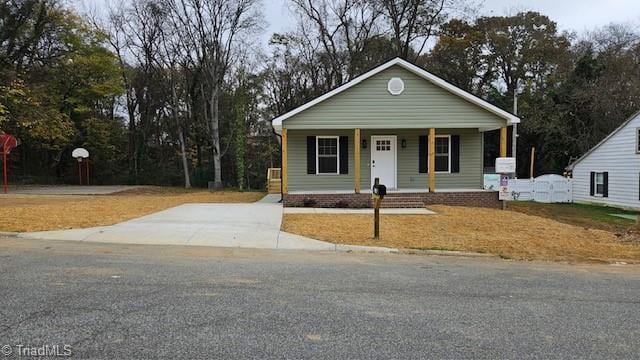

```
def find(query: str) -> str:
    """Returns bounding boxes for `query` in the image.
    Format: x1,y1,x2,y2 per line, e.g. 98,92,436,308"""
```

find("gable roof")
271,57,520,132
567,109,640,170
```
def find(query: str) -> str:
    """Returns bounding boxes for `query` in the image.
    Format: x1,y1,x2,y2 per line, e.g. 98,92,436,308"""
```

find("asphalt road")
1,237,639,359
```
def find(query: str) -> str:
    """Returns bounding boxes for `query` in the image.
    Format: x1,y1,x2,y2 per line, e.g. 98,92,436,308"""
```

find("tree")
1,3,124,182
424,18,491,94
290,0,382,86
163,0,262,188
376,0,458,61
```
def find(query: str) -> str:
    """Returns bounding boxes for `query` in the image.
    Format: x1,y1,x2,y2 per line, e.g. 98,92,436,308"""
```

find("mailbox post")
371,177,387,239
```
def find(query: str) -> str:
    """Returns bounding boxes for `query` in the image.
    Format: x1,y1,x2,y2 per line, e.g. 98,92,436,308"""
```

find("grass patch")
282,205,640,263
509,202,637,233
0,186,265,232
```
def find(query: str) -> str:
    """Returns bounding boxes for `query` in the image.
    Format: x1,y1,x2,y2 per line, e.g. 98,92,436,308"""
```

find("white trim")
316,136,340,175
271,57,520,133
370,135,398,189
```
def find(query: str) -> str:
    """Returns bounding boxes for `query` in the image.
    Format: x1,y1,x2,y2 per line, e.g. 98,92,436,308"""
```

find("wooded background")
1,0,638,189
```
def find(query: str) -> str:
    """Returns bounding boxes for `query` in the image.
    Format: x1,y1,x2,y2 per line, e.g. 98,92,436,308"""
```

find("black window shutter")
418,135,427,173
589,172,595,196
603,172,609,198
307,136,316,174
339,136,348,174
451,135,460,173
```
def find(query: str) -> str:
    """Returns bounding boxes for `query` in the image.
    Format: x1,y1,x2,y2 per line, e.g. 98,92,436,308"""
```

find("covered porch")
280,126,510,195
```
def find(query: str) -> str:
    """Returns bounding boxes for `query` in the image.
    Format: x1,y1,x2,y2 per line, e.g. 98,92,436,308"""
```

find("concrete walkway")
284,207,435,215
18,194,395,253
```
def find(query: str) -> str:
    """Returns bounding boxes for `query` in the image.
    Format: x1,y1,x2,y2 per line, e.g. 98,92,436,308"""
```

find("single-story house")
271,58,521,208
567,109,640,210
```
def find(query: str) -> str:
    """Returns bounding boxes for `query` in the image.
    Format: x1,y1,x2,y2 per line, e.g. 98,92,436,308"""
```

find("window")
595,172,605,196
637,128,640,153
376,139,391,151
316,136,339,174
435,136,450,172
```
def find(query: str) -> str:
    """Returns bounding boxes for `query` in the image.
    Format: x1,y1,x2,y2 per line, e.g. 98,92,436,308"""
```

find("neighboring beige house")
271,58,521,208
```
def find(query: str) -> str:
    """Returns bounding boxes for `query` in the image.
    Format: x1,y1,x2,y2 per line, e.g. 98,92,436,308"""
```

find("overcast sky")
79,0,640,46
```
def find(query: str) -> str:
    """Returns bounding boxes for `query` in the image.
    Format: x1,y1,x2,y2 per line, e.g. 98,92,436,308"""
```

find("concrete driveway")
18,194,392,252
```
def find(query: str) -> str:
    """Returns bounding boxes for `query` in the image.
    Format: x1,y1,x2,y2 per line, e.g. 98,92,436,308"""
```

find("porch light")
362,139,367,149
401,139,407,148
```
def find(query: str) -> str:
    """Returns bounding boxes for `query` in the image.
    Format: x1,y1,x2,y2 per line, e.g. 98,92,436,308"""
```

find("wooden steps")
266,168,282,194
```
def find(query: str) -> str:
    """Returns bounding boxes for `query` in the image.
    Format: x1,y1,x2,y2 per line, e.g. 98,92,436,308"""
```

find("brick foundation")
283,191,500,208
284,193,372,208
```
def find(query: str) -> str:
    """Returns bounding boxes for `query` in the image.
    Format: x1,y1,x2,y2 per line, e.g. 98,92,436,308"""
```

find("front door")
370,136,396,189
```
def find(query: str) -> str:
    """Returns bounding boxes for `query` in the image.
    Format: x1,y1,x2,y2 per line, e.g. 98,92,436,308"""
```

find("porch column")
282,129,288,194
428,128,436,192
354,128,361,193
500,126,508,157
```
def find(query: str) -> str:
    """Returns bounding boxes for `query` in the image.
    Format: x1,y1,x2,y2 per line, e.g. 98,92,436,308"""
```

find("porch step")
379,196,425,208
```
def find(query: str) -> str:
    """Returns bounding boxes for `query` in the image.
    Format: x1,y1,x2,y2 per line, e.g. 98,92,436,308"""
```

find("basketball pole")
86,159,90,186
78,160,82,185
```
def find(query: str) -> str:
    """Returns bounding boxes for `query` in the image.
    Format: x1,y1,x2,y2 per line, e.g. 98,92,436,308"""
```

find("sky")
79,0,640,46
263,0,640,40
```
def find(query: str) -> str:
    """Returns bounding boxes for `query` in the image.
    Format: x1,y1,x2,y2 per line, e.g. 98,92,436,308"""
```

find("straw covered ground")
282,205,640,263
0,187,264,232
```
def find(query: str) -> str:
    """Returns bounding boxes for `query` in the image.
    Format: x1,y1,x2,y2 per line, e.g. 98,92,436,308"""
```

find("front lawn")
282,204,640,263
0,187,265,232
508,202,637,233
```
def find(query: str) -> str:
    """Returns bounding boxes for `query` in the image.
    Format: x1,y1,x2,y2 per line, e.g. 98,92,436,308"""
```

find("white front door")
370,136,397,189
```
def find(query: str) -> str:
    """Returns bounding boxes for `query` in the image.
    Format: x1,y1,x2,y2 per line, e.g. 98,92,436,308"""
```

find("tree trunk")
178,126,191,188
234,89,246,190
210,85,223,189
171,85,191,189
126,93,138,184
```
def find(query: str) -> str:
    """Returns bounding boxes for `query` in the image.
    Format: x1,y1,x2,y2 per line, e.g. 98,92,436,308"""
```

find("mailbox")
372,183,387,198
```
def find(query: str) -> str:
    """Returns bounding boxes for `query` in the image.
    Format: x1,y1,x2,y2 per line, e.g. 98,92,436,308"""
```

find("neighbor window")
637,128,640,153
435,136,450,172
316,136,339,174
595,172,605,196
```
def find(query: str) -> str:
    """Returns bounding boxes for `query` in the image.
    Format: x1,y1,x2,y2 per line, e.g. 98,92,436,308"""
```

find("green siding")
283,65,506,130
360,129,482,190
288,129,483,192
288,130,354,192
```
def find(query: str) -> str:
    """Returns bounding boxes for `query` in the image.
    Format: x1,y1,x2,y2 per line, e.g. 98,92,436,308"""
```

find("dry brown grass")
0,187,264,232
282,205,640,263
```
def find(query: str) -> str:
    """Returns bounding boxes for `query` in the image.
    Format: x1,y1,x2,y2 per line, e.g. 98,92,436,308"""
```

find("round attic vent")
387,77,405,95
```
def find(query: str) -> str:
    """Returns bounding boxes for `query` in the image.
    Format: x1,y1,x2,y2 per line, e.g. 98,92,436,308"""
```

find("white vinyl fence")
508,174,572,203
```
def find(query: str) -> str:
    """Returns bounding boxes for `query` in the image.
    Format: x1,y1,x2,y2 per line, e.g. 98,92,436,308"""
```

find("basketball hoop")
0,134,19,194
72,148,90,185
